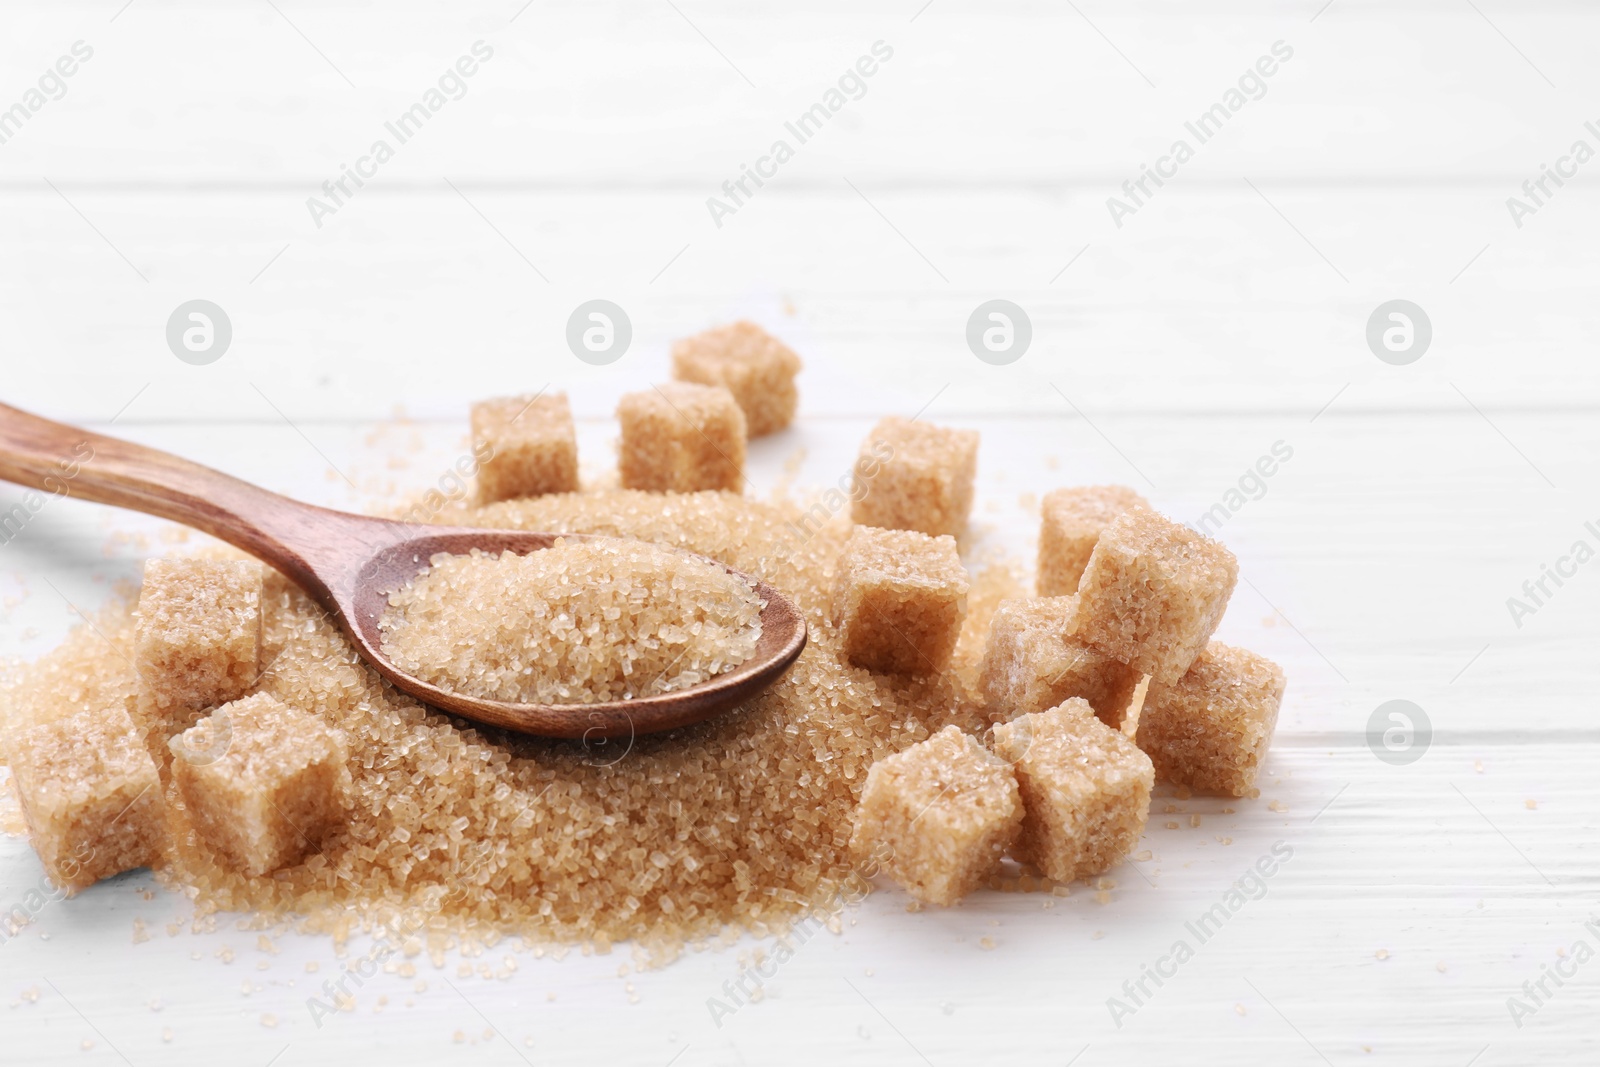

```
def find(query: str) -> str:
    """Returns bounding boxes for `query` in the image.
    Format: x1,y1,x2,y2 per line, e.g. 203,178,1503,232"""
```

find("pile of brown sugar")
2,489,1014,961
378,539,766,705
3,319,1284,969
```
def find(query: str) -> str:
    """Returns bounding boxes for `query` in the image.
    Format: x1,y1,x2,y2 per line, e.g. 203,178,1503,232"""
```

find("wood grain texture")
0,2,1595,184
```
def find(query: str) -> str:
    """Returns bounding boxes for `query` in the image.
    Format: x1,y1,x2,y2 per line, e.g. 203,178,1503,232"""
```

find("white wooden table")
2,2,1597,1063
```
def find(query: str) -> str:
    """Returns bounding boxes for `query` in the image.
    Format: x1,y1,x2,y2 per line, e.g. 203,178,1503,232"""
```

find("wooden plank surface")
2,2,1597,1064
1,1,1597,184
5,186,1600,419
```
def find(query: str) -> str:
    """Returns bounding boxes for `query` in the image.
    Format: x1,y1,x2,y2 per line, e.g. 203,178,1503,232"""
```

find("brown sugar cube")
1068,506,1237,684
977,597,1142,729
1037,485,1149,596
850,417,978,537
849,725,1022,906
830,526,968,676
170,693,351,877
617,382,747,493
135,558,262,741
1135,642,1285,796
670,321,802,437
992,698,1153,882
3,704,167,894
471,392,579,504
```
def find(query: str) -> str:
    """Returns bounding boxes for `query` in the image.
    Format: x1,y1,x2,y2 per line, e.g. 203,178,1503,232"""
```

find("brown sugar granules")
378,539,765,705
3,490,1001,960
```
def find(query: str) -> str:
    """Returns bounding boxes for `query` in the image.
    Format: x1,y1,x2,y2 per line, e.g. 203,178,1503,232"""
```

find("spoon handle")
0,401,370,607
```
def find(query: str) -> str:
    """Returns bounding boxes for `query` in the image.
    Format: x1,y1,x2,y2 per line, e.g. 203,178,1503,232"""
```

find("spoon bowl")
0,402,806,740
346,527,805,738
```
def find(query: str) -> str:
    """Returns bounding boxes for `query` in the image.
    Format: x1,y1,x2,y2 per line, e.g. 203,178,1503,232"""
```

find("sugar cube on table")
471,392,580,504
850,417,978,537
170,693,351,877
3,704,168,894
992,698,1154,883
830,525,968,676
1135,642,1285,796
1069,505,1238,684
670,321,802,437
1037,485,1148,596
135,557,263,751
849,725,1022,906
617,382,747,493
977,596,1142,728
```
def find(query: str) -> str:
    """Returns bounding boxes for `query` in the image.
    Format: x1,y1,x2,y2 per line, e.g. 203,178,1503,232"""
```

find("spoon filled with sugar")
0,401,806,739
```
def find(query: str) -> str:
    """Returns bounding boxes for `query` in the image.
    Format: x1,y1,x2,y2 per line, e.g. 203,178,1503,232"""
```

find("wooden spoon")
0,402,806,740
